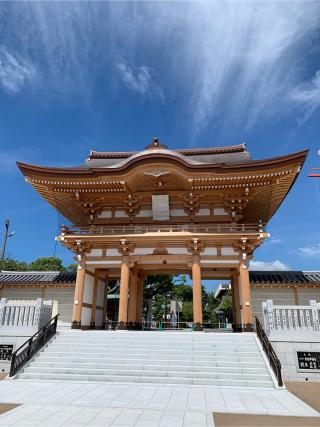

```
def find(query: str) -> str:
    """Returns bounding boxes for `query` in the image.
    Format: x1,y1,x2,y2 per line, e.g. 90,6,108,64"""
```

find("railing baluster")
61,223,264,236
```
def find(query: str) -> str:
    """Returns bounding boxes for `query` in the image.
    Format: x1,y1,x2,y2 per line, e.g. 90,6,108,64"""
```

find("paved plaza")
0,380,318,426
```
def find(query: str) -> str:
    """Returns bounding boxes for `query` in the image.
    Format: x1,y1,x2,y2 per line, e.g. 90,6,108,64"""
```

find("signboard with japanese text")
297,351,320,371
0,345,13,361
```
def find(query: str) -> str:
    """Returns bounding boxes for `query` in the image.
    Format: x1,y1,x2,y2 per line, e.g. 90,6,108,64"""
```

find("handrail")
61,223,264,236
9,314,59,377
255,316,283,387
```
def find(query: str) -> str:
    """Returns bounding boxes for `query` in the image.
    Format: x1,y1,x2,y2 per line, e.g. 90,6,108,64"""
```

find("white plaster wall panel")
138,260,163,264
168,247,189,255
296,287,320,305
95,310,103,327
195,208,210,216
81,307,91,326
88,249,102,257
2,287,74,326
170,209,187,217
87,260,121,265
83,274,94,304
44,288,74,325
115,210,128,217
221,247,238,256
251,287,296,322
106,248,120,256
136,210,152,217
214,208,227,215
200,260,234,264
97,210,112,218
96,280,105,307
202,247,217,256
165,260,186,264
133,248,155,255
2,288,42,300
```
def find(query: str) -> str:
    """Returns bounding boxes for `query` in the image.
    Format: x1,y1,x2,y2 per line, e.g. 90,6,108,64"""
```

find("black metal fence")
255,316,283,387
9,314,59,377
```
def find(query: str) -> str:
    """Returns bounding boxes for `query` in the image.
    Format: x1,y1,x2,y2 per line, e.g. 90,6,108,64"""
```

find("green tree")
180,301,193,322
66,263,78,272
203,291,220,324
28,257,66,271
218,295,233,317
0,258,29,271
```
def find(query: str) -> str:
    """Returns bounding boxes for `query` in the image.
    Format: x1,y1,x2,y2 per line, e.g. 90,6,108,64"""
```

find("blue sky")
0,2,320,285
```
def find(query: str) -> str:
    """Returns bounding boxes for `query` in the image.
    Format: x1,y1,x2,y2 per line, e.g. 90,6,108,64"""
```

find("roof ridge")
88,143,247,159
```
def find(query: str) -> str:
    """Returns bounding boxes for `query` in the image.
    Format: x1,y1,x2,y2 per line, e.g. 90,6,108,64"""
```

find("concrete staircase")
17,331,276,388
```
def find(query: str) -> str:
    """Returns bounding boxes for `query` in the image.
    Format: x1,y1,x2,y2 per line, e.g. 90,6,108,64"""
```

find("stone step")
48,344,258,351
37,352,263,363
35,356,266,368
18,372,274,388
30,361,269,374
23,366,271,381
39,346,261,358
15,331,275,389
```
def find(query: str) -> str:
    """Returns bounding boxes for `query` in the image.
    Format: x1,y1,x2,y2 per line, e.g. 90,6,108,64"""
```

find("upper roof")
85,141,251,168
16,138,308,226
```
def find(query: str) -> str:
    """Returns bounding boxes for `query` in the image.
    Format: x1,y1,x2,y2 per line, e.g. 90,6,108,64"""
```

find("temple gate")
17,139,307,331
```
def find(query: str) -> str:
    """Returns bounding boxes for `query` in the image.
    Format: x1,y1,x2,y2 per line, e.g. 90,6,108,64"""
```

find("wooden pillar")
72,265,86,329
231,271,241,332
136,272,144,329
127,267,138,328
238,260,253,331
90,269,99,329
117,256,130,329
102,273,109,329
192,254,203,331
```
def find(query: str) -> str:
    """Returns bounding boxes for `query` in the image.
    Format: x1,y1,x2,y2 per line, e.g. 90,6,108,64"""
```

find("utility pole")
0,219,15,261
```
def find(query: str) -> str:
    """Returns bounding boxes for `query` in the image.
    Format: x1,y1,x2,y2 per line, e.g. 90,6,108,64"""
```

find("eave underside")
17,150,307,226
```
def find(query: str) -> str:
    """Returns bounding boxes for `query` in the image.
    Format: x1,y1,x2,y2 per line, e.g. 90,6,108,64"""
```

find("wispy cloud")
1,3,319,134
297,244,320,257
0,46,38,94
291,70,320,125
249,260,289,271
117,61,150,95
266,236,282,245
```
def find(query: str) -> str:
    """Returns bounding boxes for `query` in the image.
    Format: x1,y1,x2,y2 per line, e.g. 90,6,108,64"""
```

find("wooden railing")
9,314,59,377
255,316,283,387
61,223,263,236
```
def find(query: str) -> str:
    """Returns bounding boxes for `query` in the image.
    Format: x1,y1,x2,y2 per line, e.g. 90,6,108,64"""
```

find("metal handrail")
61,223,263,236
9,314,59,377
255,316,283,387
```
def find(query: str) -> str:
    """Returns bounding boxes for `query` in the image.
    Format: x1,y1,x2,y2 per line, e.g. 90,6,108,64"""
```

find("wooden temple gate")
17,138,308,331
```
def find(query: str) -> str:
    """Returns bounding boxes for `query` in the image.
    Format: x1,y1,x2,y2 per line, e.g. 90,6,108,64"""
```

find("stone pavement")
0,380,318,426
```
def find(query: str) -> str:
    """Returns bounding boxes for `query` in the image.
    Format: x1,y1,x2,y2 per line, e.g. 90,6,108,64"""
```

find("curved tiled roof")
249,271,320,285
85,143,251,168
0,271,76,284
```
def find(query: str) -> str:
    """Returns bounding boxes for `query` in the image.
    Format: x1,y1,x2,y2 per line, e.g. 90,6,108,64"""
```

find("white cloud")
298,244,320,257
116,61,151,95
0,46,38,94
249,260,289,271
267,237,282,245
291,70,320,125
